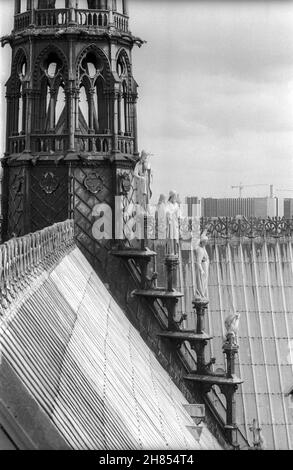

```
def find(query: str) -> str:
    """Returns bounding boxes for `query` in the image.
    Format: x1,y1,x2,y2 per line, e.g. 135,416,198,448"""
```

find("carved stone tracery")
201,216,293,239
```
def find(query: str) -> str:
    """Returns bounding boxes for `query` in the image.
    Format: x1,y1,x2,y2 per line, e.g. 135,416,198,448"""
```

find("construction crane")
231,183,274,198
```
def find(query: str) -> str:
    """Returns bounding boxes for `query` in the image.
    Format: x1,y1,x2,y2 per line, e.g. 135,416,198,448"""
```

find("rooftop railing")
140,215,293,243
201,216,293,239
34,8,69,28
14,9,128,32
76,9,109,27
0,220,74,313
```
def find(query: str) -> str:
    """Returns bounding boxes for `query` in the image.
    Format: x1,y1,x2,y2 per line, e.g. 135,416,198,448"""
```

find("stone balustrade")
35,8,69,27
31,134,68,153
117,135,134,155
141,215,293,243
113,12,128,32
14,10,31,31
76,134,111,153
8,135,26,154
0,220,74,314
76,9,109,27
201,216,293,239
14,9,128,32
9,133,134,155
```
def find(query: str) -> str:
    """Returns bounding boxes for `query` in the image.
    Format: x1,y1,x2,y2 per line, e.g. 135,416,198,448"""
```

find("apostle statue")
224,311,240,346
166,190,181,255
194,231,209,301
133,150,153,213
155,194,167,240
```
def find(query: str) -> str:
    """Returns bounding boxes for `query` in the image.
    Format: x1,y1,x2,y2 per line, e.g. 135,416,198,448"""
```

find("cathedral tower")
1,0,142,249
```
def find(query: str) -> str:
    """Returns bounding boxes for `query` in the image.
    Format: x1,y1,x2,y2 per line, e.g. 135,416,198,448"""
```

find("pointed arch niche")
34,50,67,137
18,58,28,136
117,51,131,136
12,53,28,136
77,49,109,136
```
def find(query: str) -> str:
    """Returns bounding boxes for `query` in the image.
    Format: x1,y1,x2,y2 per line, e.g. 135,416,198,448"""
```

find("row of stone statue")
134,151,209,302
133,151,241,342
134,151,191,245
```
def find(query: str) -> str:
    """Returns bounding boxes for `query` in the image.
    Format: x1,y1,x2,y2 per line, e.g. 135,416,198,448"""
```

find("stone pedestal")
165,254,179,292
222,334,240,449
223,334,239,379
110,247,156,290
192,298,209,335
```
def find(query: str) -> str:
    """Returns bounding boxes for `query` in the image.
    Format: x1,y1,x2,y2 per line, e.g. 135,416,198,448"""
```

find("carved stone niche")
119,171,131,196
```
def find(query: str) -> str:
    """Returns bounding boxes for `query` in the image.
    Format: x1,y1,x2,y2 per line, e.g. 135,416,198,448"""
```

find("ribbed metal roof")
0,247,221,450
167,238,293,450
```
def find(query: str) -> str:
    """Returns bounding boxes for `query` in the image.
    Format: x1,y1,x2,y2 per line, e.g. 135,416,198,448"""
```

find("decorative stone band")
134,215,293,242
0,220,75,313
201,216,293,239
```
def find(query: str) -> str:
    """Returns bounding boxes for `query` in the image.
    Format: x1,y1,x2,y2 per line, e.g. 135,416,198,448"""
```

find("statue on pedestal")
166,190,180,255
249,419,266,450
224,311,240,346
133,150,152,213
194,232,209,301
133,150,153,245
156,194,167,240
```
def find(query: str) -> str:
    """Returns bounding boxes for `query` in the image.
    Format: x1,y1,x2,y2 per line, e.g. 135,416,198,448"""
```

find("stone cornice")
1,28,144,49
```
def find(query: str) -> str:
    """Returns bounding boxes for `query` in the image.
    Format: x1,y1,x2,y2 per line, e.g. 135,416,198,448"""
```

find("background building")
185,196,201,217
284,198,293,219
186,196,285,218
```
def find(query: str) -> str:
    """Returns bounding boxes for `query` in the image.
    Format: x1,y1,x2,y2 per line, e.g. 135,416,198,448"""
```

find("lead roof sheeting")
0,247,221,450
178,238,293,450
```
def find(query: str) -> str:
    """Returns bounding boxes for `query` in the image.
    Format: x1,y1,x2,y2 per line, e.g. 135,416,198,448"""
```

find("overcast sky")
1,0,293,201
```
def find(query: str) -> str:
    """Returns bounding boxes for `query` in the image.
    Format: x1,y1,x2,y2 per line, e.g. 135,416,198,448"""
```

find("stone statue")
133,150,152,213
166,190,180,255
249,419,266,450
156,194,167,240
224,311,240,345
194,232,209,301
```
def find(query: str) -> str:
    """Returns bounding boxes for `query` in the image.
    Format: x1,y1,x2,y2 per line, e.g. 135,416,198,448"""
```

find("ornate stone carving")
201,216,293,239
39,172,59,195
133,150,153,211
7,167,26,238
84,173,104,194
119,171,131,196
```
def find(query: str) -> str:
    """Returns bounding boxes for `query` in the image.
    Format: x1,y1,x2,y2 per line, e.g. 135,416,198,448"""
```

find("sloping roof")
168,237,293,450
0,246,221,450
207,239,293,450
